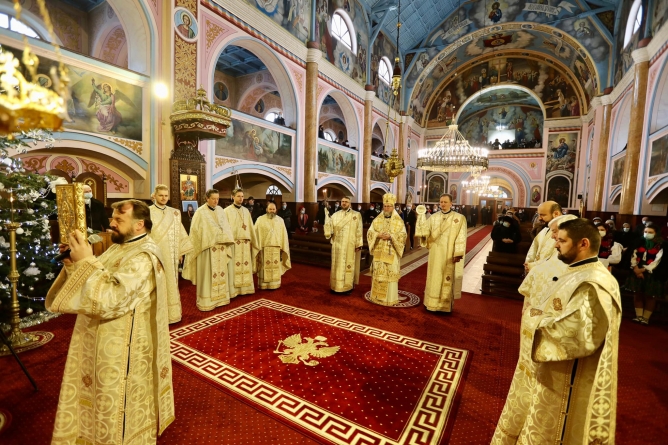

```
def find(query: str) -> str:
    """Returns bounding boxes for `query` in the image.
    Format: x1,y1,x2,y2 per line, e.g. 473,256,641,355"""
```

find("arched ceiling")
456,86,542,123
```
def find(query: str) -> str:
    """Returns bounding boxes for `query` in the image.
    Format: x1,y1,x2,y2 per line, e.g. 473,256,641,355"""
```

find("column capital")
631,47,650,64
365,87,376,101
306,47,322,63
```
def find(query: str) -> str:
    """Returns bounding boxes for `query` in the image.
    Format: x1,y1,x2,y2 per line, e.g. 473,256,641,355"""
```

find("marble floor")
461,238,493,295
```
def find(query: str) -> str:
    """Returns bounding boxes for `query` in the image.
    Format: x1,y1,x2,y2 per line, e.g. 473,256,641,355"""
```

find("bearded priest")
182,189,235,311
324,196,363,294
415,193,467,312
254,201,291,289
47,200,174,444
492,218,621,445
150,184,193,323
224,187,259,298
367,193,407,305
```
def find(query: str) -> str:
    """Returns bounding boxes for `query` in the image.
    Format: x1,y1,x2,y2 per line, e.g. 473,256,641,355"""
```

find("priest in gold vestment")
324,196,363,294
493,218,621,445
224,188,259,297
47,200,174,445
150,184,193,323
254,202,291,289
524,201,562,273
367,193,407,305
415,193,467,312
182,189,235,311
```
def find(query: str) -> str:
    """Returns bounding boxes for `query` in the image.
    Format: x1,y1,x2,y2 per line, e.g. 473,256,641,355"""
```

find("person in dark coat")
83,184,110,232
277,202,292,231
491,215,521,253
364,204,377,224
316,201,328,226
471,206,479,226
404,204,417,249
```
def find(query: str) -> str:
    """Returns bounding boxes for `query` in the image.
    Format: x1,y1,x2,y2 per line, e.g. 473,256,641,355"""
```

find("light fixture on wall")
417,124,488,176
0,0,69,135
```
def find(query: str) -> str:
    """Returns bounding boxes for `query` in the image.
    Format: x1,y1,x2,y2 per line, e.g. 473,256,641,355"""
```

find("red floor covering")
2,227,667,444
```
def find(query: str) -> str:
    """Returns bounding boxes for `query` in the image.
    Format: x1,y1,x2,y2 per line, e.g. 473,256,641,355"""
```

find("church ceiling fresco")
416,53,586,127
453,87,540,125
458,105,544,145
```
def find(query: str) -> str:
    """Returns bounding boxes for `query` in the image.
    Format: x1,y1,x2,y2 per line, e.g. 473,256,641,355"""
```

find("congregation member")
626,222,663,325
634,216,650,237
47,200,174,444
296,206,309,234
404,203,417,250
415,193,467,313
367,193,407,306
150,184,193,323
82,183,110,232
225,187,259,298
524,201,562,272
364,203,377,224
596,223,623,269
277,201,292,232
183,189,235,311
254,202,291,290
332,201,341,213
491,215,521,253
493,218,621,445
324,196,363,294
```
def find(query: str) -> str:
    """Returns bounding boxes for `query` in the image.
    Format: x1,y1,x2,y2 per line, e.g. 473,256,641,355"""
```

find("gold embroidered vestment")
324,209,363,292
254,213,291,290
367,211,407,305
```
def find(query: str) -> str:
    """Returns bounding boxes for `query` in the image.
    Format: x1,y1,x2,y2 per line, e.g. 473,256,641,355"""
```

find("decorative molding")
290,69,304,94
111,137,143,155
205,18,229,52
306,48,321,64
176,0,197,14
318,173,329,179
215,157,239,168
632,47,650,64
276,166,292,176
174,36,197,101
647,176,660,188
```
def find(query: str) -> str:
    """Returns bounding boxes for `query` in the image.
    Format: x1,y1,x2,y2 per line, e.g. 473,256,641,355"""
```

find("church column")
395,117,406,202
619,48,650,215
363,86,375,203
592,98,612,211
303,44,321,204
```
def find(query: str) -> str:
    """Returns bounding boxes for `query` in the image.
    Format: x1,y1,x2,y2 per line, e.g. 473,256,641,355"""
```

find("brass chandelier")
462,175,490,194
417,124,488,176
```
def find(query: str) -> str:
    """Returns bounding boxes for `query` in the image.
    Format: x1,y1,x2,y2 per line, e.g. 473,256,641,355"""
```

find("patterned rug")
363,289,421,308
170,299,469,445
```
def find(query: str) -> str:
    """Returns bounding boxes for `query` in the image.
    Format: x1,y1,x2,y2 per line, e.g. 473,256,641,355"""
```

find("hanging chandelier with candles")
417,124,488,175
462,175,490,194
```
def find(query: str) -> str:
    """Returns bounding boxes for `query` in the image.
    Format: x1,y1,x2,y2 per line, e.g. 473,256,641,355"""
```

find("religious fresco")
318,144,356,178
244,0,310,42
371,158,390,183
449,184,458,202
427,175,447,202
530,185,541,205
421,57,580,126
611,155,625,186
651,0,668,37
215,118,293,167
214,82,229,102
545,175,571,208
407,169,416,188
455,87,540,123
174,8,198,41
458,105,543,144
545,132,579,208
649,133,668,178
180,174,198,202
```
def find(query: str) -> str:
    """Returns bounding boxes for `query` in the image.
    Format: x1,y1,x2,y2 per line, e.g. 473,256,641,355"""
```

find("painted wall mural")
530,185,541,205
427,174,447,202
611,155,626,186
458,105,544,145
407,169,416,188
371,158,389,182
651,0,668,37
175,8,198,40
455,87,540,123
215,117,293,167
318,144,356,178
649,133,668,178
545,132,579,208
245,0,310,42
420,56,580,126
614,0,640,85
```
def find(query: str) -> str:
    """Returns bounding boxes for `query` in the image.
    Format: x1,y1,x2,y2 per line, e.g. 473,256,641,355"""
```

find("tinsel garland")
0,310,61,332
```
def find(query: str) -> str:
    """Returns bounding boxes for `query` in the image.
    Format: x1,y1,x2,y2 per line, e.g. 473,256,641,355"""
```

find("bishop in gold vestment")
367,193,407,305
324,196,363,293
493,218,621,445
254,202,291,289
224,189,259,298
415,193,467,312
182,190,235,311
47,200,174,445
150,185,193,323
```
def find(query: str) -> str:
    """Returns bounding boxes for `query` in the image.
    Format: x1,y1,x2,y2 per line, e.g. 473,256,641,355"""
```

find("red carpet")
1,227,667,443
172,300,468,444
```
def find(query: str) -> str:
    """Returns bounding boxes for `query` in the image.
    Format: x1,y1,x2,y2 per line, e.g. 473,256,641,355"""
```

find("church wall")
212,70,240,109
89,2,127,69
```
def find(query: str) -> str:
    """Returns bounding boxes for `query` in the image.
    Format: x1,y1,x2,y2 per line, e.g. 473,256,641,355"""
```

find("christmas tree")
0,130,61,320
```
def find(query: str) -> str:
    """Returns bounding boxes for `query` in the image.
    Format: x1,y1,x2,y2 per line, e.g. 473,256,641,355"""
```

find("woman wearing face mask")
625,222,663,325
491,215,521,253
595,223,622,268
296,207,309,235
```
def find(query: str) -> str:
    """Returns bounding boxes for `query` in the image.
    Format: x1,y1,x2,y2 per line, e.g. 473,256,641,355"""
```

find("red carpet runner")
171,300,468,444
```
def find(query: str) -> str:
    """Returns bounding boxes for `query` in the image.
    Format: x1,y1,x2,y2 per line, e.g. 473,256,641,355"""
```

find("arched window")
265,111,279,123
624,0,643,48
379,57,392,85
267,185,281,195
323,130,336,142
0,13,41,39
331,10,356,54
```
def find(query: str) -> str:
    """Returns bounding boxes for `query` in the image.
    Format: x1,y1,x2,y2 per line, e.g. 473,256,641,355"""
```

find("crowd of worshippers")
486,138,543,150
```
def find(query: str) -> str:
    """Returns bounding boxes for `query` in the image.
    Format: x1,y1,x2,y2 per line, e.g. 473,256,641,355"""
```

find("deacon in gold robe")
324,196,363,294
46,200,174,445
150,184,193,323
367,193,407,305
492,218,621,445
224,188,259,297
415,193,467,312
254,202,291,289
524,200,562,273
182,189,235,311
518,214,577,308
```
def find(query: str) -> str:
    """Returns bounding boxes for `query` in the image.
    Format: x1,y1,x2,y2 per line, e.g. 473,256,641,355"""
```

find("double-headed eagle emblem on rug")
274,334,339,366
